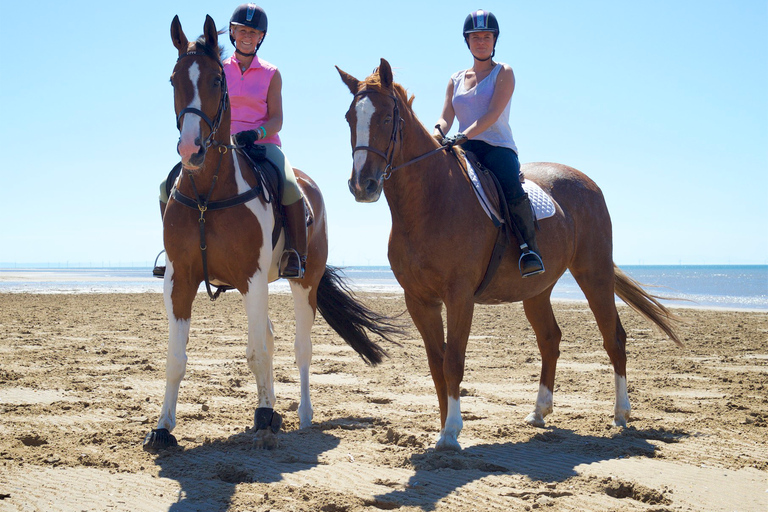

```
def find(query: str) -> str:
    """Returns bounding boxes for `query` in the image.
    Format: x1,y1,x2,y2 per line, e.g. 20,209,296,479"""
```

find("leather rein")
171,51,263,300
352,89,448,179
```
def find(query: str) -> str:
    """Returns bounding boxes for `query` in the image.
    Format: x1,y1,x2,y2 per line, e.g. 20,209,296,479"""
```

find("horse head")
337,58,402,203
170,15,229,171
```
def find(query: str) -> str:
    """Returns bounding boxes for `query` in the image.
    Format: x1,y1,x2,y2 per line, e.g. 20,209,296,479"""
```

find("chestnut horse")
143,17,400,452
337,59,681,451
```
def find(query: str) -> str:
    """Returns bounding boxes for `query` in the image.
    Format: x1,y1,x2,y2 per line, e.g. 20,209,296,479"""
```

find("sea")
0,265,766,312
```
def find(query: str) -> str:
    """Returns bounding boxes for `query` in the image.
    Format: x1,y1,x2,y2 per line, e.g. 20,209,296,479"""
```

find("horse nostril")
194,136,201,146
348,179,355,194
364,178,379,196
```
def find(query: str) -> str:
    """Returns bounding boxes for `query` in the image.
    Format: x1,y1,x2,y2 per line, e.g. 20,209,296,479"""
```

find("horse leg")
522,288,562,427
144,261,197,452
243,277,281,449
437,295,475,451
403,294,449,439
571,268,630,427
290,280,315,428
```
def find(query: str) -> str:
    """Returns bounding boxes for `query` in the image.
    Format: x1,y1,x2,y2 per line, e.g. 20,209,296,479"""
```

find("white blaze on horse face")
177,62,203,164
353,96,375,178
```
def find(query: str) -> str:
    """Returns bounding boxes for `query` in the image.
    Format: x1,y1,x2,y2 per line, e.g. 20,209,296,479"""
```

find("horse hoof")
525,412,546,428
143,428,178,453
254,429,279,450
435,435,462,452
612,416,628,428
254,408,282,449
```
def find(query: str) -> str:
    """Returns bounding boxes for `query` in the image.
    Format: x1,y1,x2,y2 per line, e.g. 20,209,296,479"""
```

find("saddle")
460,150,556,227
164,145,313,250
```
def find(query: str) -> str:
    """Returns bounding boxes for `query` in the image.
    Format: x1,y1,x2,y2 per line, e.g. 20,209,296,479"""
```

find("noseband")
352,89,447,179
175,51,229,150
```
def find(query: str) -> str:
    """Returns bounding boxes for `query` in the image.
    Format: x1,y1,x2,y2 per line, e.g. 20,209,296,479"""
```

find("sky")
1,1,766,267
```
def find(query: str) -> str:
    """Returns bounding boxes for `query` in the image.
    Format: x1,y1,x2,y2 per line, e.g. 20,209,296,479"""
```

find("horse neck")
382,107,466,220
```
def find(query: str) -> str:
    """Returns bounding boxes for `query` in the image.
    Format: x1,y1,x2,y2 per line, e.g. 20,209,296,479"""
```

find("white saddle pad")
464,155,556,226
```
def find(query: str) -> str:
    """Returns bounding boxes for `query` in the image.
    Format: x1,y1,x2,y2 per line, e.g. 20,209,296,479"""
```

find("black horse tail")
316,266,404,366
613,264,684,347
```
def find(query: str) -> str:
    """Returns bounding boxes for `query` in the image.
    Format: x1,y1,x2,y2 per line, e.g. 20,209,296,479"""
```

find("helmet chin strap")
235,48,257,57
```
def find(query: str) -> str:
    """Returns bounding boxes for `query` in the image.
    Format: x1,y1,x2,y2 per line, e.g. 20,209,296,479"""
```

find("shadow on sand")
371,425,688,510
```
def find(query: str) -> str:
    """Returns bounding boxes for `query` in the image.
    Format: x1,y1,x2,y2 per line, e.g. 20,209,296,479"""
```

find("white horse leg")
525,384,554,427
243,272,280,448
614,373,631,427
144,261,190,452
289,281,314,428
156,261,190,432
436,396,463,451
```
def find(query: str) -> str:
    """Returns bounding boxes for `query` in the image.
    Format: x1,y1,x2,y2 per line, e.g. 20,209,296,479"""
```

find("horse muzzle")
178,138,206,170
348,175,383,203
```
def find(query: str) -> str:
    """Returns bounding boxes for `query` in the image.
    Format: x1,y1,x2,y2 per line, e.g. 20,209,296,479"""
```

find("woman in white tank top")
433,9,544,278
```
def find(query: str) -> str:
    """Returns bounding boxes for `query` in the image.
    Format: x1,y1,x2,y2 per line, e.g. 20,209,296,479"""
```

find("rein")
352,89,447,179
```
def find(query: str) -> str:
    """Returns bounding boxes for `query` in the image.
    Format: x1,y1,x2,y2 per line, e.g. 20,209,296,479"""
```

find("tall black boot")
279,200,308,279
507,193,545,277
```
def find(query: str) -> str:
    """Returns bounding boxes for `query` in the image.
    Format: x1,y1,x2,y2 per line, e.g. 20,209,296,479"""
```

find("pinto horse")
337,59,681,451
143,17,400,452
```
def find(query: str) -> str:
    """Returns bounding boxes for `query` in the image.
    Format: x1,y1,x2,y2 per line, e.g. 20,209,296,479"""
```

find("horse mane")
363,68,416,109
194,33,226,63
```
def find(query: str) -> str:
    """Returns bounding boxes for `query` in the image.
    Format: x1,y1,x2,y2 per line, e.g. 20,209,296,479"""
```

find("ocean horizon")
0,264,766,312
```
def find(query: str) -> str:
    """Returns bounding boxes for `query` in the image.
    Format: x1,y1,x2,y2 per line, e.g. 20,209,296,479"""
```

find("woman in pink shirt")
226,3,306,279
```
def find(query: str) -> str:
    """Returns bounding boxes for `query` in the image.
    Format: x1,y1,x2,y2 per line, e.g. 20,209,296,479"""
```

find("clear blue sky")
1,1,766,267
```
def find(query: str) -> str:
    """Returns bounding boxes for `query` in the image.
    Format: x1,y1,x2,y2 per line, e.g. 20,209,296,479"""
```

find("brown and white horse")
338,59,681,451
143,17,400,452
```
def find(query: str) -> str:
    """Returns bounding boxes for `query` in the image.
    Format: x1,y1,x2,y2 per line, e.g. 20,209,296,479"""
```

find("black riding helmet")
463,9,499,60
229,3,268,53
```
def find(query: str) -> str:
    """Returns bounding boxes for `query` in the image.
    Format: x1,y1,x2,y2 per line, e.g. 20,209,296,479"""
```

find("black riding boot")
507,193,545,277
279,200,308,279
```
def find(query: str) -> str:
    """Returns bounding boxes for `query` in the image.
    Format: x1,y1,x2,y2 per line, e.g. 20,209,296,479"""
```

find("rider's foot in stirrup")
279,250,305,279
519,250,545,278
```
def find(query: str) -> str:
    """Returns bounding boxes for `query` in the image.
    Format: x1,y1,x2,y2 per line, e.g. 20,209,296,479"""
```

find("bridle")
174,51,230,151
352,89,447,179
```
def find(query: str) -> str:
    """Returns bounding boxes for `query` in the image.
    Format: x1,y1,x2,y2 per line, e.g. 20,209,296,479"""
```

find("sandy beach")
0,291,765,511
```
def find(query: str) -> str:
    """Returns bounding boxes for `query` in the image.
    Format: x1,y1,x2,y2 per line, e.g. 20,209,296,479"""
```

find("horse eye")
384,115,392,124
213,76,222,87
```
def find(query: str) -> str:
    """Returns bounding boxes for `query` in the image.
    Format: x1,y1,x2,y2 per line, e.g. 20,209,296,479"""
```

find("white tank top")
451,63,517,153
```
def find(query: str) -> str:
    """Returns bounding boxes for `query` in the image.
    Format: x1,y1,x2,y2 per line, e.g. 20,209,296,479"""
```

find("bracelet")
257,126,267,140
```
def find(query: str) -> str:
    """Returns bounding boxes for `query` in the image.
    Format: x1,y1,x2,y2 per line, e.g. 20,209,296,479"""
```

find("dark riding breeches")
462,140,524,202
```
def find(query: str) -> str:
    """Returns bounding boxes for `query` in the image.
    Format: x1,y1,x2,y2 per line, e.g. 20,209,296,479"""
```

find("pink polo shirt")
223,54,281,146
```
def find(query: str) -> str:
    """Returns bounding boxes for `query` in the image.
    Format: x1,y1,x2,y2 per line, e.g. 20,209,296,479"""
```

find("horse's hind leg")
243,276,281,448
290,280,315,428
571,267,630,427
144,262,196,452
522,288,562,427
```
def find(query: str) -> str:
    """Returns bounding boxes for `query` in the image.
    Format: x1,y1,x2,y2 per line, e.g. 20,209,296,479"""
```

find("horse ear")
336,66,360,95
378,58,393,89
203,14,218,48
171,15,188,53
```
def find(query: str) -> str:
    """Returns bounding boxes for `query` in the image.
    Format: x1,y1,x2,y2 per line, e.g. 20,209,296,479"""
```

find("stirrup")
152,250,166,278
518,246,545,278
279,249,305,279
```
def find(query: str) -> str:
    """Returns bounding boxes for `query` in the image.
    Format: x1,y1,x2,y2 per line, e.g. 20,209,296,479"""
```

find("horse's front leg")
144,262,196,452
290,280,315,428
243,276,281,449
404,294,449,438
437,296,475,451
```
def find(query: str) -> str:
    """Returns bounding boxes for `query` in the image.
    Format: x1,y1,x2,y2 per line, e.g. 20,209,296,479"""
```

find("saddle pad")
464,155,556,225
